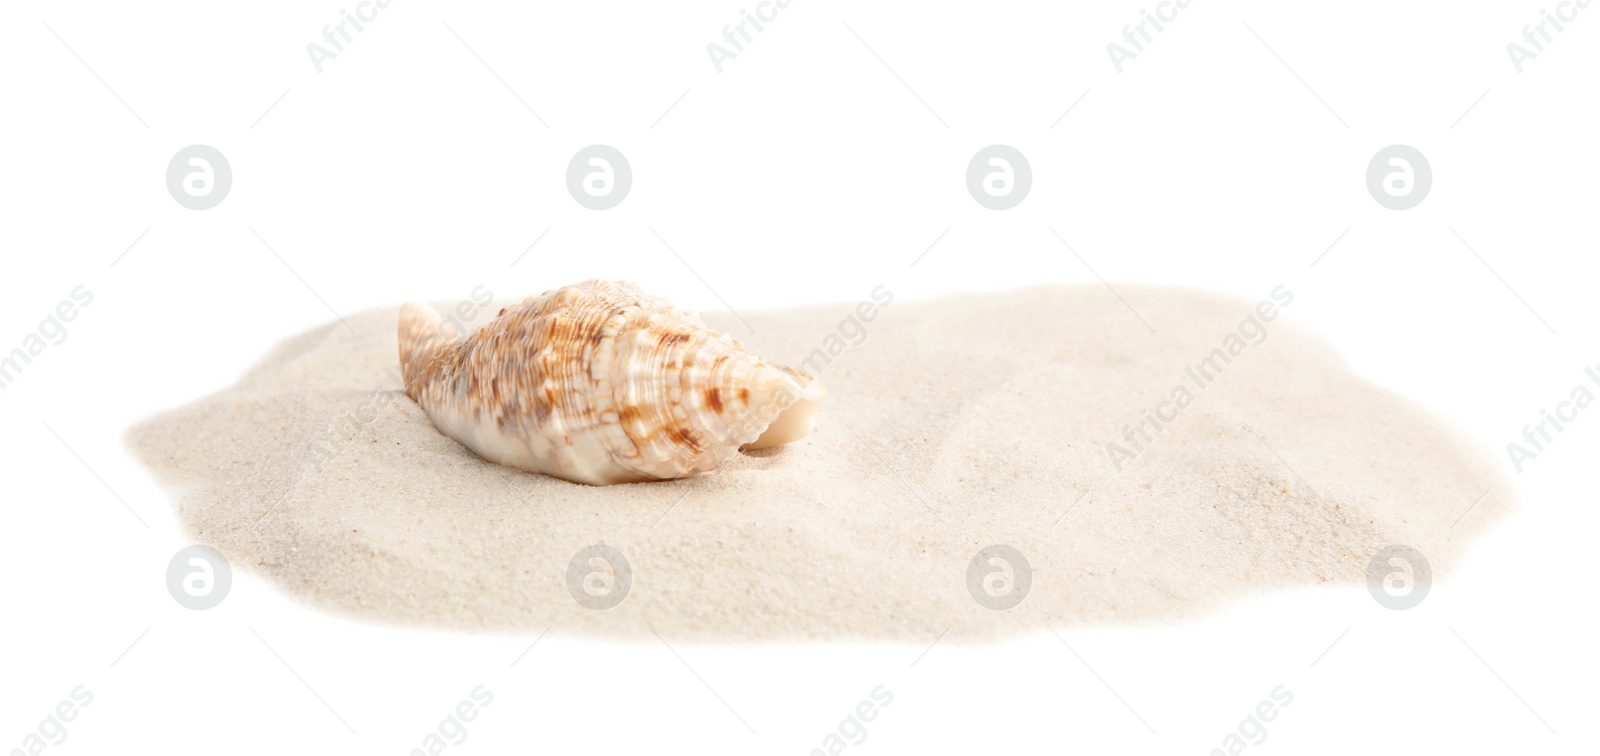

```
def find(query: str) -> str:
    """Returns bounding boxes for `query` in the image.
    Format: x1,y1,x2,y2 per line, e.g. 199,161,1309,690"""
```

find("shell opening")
744,378,825,450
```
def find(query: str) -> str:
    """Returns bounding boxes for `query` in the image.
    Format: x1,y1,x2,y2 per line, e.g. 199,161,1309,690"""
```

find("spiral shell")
398,280,825,485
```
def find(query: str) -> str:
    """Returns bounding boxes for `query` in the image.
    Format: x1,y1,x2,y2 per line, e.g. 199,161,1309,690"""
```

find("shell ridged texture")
399,280,821,485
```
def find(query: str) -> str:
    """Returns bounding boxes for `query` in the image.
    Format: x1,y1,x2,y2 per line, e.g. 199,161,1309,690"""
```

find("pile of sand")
127,285,1509,641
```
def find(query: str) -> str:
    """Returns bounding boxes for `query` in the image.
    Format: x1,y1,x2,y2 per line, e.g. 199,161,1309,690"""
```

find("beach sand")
126,285,1511,641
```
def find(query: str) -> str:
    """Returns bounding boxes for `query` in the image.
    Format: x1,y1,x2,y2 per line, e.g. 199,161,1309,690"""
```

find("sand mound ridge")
127,285,1510,641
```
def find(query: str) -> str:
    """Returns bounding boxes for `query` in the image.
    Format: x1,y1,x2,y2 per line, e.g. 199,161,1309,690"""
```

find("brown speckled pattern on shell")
399,280,820,485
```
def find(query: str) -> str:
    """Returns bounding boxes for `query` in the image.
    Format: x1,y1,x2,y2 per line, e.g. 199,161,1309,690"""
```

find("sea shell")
398,279,825,485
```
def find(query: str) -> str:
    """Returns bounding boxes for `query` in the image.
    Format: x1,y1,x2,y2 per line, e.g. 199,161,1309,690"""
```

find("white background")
2,0,1596,753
